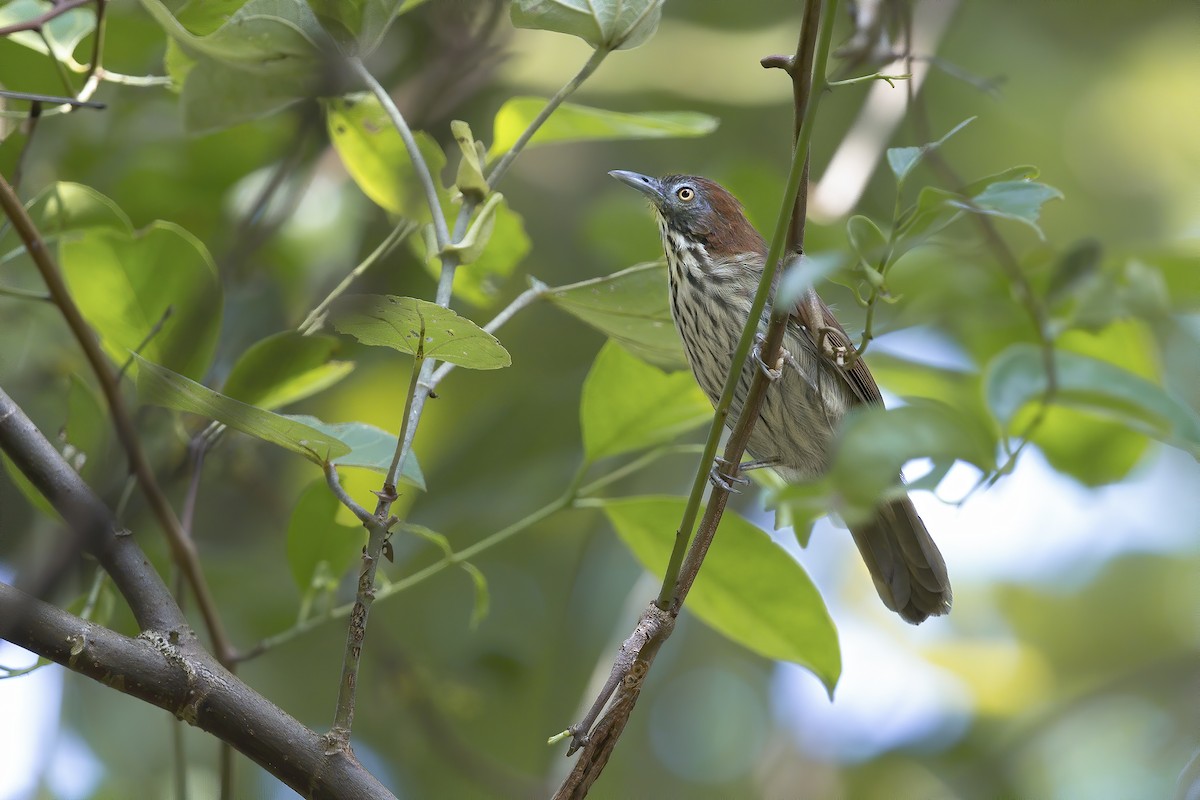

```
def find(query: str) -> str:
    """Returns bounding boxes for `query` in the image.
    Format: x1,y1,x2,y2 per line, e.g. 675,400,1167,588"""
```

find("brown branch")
0,171,235,666
555,0,837,794
0,0,92,37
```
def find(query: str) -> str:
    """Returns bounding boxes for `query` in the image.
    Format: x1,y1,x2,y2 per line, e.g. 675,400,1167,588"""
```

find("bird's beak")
608,170,665,205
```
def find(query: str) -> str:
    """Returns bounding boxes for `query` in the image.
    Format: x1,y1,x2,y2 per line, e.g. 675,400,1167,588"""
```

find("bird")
609,169,951,624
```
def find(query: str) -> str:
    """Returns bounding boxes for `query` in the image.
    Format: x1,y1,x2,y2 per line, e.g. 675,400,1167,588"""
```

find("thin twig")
426,281,548,389
0,0,92,36
0,171,236,666
486,47,610,189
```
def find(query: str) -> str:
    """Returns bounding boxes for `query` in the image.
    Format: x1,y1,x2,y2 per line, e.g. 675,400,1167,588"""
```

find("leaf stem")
348,57,451,250
486,48,610,189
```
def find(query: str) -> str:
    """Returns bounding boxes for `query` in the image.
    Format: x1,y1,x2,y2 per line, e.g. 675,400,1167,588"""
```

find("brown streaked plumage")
610,169,952,624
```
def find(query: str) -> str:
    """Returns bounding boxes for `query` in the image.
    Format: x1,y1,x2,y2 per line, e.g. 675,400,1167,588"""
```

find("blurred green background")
2,0,1199,798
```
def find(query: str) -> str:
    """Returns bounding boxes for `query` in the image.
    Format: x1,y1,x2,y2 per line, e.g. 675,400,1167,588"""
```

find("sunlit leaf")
326,94,448,219
581,341,710,462
333,295,510,369
985,343,1200,457
510,0,664,50
546,261,685,369
135,356,350,464
61,222,222,381
445,201,531,307
286,415,425,488
600,496,840,693
287,480,366,593
489,98,717,160
223,332,354,411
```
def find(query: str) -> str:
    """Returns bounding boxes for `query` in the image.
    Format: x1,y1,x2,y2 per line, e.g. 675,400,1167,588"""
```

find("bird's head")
608,170,766,258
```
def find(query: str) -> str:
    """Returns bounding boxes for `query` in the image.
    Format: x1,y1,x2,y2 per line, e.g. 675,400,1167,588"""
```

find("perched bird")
610,170,951,624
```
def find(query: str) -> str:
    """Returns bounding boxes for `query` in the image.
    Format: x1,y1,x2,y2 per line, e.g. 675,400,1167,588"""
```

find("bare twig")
0,0,92,36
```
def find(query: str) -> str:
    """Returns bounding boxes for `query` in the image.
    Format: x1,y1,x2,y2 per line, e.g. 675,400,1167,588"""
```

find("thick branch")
0,583,394,800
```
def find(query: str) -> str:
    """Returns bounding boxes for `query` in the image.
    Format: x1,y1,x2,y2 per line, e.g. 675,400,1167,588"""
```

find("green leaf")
450,119,488,199
949,180,1064,239
1,455,59,520
1046,238,1103,305
286,416,425,488
309,0,430,54
135,356,350,464
581,341,711,462
442,192,504,263
775,253,843,310
29,182,132,234
961,164,1040,196
845,215,888,274
65,374,108,481
287,480,366,593
546,261,685,370
326,94,448,218
459,561,490,629
0,0,95,61
61,222,222,381
141,0,326,72
223,332,354,410
510,0,664,50
830,400,998,517
601,496,840,693
332,295,511,369
985,343,1200,456
443,201,531,307
885,116,975,186
489,98,717,160
143,0,329,130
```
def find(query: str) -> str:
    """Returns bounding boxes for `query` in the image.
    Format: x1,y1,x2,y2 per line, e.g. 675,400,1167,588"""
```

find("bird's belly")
672,291,850,480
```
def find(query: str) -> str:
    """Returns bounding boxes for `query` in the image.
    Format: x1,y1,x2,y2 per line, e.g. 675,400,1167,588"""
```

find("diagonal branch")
555,0,839,793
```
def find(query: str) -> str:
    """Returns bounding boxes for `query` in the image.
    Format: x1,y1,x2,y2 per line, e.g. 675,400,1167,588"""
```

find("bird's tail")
848,496,952,624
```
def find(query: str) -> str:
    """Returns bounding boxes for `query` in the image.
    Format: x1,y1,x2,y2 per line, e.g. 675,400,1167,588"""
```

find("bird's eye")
676,186,695,202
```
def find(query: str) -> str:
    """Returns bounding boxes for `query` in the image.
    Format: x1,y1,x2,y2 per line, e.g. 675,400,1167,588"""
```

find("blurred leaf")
402,524,488,626
450,119,488,199
61,222,222,381
135,356,350,464
223,332,354,410
310,0,430,54
831,400,998,516
961,164,1040,196
896,185,961,243
1047,238,1103,305
580,341,710,462
600,496,840,693
332,295,511,369
489,98,716,159
441,200,531,307
510,0,664,50
985,344,1200,456
459,561,490,629
1133,245,1200,310
1,455,59,520
141,0,325,72
949,180,1063,240
763,476,830,545
326,95,448,219
178,61,321,132
287,415,425,488
20,182,132,242
846,215,888,279
1028,406,1150,486
776,252,843,310
442,192,503,263
885,116,975,186
546,261,686,369
287,480,366,593
64,374,107,480
0,0,95,61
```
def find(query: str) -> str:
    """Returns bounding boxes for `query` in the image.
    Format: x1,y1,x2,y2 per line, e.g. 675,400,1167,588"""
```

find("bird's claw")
709,457,750,493
751,335,784,382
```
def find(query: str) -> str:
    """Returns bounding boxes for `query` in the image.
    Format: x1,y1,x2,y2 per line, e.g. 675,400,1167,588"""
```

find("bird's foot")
815,326,853,367
751,335,785,381
709,457,750,493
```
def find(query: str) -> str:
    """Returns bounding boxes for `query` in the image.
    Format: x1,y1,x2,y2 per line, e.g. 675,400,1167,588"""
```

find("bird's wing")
790,287,882,407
